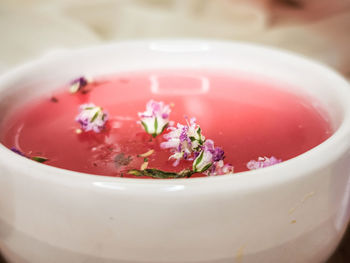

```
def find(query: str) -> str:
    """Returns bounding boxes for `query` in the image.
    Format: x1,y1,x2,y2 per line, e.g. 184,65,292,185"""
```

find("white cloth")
0,6,101,67
0,0,349,78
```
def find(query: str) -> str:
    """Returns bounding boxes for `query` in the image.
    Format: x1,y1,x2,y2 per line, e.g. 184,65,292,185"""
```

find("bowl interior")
0,40,349,186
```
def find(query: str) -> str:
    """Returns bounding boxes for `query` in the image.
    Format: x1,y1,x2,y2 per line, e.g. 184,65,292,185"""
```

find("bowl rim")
1,39,350,191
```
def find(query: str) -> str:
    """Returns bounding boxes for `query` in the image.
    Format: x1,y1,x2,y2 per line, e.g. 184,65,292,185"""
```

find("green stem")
128,168,194,179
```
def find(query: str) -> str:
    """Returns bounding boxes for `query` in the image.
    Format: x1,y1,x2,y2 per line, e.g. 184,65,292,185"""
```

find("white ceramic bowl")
0,40,350,263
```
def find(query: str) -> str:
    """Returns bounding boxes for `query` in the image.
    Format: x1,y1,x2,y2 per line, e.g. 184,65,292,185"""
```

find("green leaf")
128,168,194,179
196,127,204,145
160,123,168,134
153,117,158,137
177,169,195,178
193,151,204,172
90,110,99,123
31,156,48,163
141,121,149,134
197,127,201,136
200,163,212,173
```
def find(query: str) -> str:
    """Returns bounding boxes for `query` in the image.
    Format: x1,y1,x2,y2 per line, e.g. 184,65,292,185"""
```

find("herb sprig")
128,168,194,179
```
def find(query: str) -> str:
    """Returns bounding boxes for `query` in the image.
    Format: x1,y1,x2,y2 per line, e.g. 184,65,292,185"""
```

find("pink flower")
75,103,108,133
247,156,282,170
193,140,234,175
206,160,234,176
161,117,233,175
69,76,92,93
138,100,171,137
192,140,211,172
161,117,204,166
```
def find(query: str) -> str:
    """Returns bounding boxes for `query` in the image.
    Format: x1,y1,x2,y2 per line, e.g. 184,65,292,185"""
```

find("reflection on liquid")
150,74,210,95
14,124,24,150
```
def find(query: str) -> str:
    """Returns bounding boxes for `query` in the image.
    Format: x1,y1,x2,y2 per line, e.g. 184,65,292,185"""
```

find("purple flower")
11,147,26,156
193,140,233,175
201,139,225,161
192,142,214,173
161,117,205,166
160,118,232,175
138,100,171,137
207,160,234,176
75,103,108,133
69,76,91,93
212,147,225,162
246,156,282,170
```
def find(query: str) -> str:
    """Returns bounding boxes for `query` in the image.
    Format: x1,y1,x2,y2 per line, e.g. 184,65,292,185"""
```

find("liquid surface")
0,70,332,178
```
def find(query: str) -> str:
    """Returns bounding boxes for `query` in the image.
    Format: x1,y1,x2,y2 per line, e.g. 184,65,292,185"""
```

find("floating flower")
246,156,282,170
132,110,234,178
69,76,92,93
138,100,171,137
75,103,108,133
185,117,205,151
192,145,213,173
161,117,205,166
193,139,233,175
207,160,234,176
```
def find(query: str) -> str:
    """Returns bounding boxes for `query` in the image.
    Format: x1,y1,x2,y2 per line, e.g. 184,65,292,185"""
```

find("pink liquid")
0,70,332,178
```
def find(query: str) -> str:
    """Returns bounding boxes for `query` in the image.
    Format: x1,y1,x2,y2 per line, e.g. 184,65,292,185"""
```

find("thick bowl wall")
0,41,350,263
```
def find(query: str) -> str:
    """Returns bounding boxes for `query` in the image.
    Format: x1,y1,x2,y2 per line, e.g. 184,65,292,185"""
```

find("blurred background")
0,0,350,81
0,0,350,262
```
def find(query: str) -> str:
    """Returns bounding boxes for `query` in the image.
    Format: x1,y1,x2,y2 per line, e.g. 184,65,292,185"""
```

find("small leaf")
200,163,212,173
160,123,168,134
32,156,48,163
141,121,149,134
154,117,158,134
193,151,204,172
90,110,99,123
128,168,194,179
177,169,195,178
